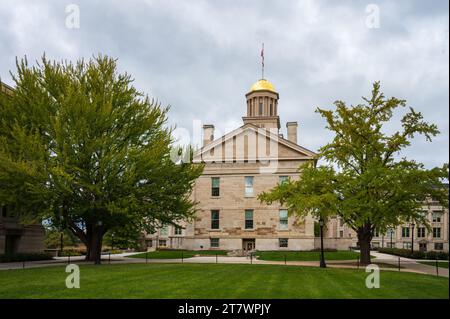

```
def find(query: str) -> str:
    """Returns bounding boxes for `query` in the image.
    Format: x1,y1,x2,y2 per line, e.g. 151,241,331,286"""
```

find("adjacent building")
0,81,45,255
326,189,449,252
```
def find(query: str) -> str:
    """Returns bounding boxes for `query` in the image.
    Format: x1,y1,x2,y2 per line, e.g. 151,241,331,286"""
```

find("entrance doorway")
419,242,427,252
242,239,255,252
5,235,20,255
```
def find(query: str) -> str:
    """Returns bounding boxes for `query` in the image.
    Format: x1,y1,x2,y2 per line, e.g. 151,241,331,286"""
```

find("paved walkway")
0,251,447,277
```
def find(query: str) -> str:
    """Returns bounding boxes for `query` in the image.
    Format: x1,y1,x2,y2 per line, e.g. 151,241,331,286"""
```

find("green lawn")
256,250,363,261
418,261,449,269
0,263,447,299
128,250,228,259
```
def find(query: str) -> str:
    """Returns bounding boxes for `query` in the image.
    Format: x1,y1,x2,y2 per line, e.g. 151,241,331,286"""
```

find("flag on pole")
261,43,264,67
261,43,265,79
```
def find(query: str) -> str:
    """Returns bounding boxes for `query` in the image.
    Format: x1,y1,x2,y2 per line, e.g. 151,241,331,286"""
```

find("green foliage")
128,249,229,259
0,55,203,259
0,252,53,263
259,82,448,257
44,227,80,249
377,248,449,260
58,250,85,257
255,250,360,261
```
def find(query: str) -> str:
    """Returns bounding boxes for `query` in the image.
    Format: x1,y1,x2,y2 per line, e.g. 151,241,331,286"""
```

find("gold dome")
250,79,276,93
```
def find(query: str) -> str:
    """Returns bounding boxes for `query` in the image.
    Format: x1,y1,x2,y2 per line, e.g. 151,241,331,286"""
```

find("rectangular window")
432,212,442,223
402,227,410,238
158,240,167,246
434,243,443,251
211,177,220,196
245,176,254,197
339,230,344,238
403,242,412,249
433,227,441,238
160,225,168,236
417,227,426,238
279,209,288,230
211,210,220,229
210,238,220,248
259,103,263,115
372,242,380,248
279,238,288,248
373,229,380,237
279,176,288,185
174,226,182,235
269,104,273,115
245,210,253,229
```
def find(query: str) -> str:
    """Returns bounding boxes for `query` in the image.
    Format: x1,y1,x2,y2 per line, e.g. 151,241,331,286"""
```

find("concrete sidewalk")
367,251,448,277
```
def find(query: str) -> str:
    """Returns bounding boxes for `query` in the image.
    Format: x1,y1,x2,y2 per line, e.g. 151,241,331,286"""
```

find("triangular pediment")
193,123,317,163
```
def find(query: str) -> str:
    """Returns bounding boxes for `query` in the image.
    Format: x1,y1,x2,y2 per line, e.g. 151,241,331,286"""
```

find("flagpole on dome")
261,43,265,80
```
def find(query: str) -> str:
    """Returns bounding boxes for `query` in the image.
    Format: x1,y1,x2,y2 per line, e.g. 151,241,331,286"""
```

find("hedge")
0,252,53,263
377,248,449,260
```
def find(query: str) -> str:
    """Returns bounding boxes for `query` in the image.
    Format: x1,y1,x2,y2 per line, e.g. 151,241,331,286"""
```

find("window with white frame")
174,226,182,235
211,177,220,196
433,227,441,238
245,176,254,197
402,227,410,238
158,239,167,246
279,238,288,248
403,242,412,249
210,238,220,248
279,209,288,230
245,210,253,229
417,227,426,238
160,225,168,236
211,210,220,229
432,212,442,223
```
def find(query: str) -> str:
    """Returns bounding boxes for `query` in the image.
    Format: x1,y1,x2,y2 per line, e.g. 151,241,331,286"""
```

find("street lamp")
410,223,415,254
319,217,326,268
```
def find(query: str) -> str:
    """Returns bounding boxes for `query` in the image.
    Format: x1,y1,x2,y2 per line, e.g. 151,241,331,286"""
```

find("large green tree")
0,55,203,263
259,82,448,264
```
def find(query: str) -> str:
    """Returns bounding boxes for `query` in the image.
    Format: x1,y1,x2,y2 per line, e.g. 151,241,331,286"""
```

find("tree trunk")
357,225,372,265
85,224,105,264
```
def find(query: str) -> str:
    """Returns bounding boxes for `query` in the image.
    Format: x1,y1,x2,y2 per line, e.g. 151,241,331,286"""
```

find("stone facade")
143,78,449,254
325,194,449,252
0,211,45,254
144,79,318,253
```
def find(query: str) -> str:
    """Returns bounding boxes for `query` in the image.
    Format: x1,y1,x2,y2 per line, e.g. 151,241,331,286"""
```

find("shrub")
0,252,53,263
425,251,449,260
58,250,86,257
102,249,123,255
378,248,449,260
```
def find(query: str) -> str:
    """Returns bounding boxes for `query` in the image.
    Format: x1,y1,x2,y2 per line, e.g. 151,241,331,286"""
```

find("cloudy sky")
0,0,448,168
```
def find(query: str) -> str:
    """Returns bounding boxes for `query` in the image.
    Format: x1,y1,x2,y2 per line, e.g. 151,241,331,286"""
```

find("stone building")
0,81,45,254
144,78,318,253
143,78,449,254
326,189,449,252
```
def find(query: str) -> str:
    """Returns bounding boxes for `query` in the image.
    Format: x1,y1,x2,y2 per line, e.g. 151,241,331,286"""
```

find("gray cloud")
0,0,448,168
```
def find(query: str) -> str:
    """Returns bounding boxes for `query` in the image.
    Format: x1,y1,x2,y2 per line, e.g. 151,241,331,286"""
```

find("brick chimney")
203,124,214,147
286,122,298,144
